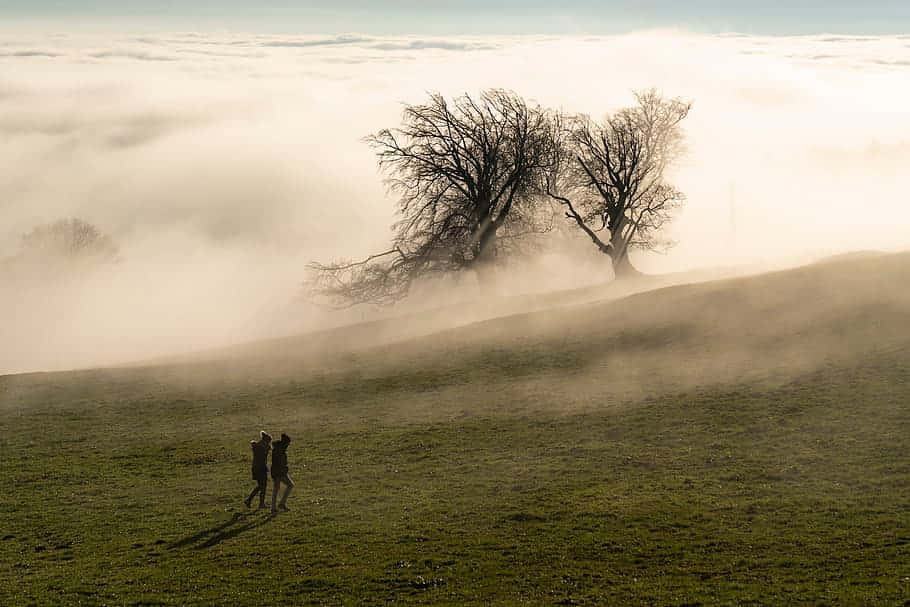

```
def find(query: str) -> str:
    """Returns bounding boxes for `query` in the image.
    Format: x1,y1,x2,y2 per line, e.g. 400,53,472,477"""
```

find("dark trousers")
246,470,268,506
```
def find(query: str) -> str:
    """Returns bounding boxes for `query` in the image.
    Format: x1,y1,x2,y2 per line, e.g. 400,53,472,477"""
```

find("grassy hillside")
1,252,909,605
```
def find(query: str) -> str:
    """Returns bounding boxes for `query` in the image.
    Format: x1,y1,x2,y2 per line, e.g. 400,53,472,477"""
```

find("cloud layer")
2,30,909,373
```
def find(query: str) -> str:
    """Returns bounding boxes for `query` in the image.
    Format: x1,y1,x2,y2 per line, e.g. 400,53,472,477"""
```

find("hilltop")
1,252,908,605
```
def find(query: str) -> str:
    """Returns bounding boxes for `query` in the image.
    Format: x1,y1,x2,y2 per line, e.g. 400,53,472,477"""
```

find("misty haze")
1,5,909,606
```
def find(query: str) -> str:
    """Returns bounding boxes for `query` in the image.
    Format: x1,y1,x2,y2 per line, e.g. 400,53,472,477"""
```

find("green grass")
1,253,909,605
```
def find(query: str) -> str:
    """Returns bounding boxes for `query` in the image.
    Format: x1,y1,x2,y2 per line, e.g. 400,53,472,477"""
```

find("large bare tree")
309,90,557,306
546,90,690,277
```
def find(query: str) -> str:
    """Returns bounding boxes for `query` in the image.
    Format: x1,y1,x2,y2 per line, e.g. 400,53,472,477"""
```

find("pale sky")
3,1,910,34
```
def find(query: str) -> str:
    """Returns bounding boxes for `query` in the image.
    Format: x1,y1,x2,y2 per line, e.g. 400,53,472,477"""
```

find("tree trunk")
473,224,499,288
608,233,641,279
611,250,641,278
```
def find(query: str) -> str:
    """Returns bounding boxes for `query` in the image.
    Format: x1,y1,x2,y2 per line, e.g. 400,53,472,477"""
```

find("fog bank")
2,31,909,373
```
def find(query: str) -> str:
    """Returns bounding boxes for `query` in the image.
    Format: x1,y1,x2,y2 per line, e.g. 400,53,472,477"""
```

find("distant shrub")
0,218,120,284
16,217,119,268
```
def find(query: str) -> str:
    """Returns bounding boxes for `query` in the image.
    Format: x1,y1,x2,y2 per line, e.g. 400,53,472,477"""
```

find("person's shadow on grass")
169,510,277,550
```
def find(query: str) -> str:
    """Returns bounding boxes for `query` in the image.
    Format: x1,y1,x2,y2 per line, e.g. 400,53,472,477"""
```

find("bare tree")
18,217,119,265
308,90,558,306
546,90,690,277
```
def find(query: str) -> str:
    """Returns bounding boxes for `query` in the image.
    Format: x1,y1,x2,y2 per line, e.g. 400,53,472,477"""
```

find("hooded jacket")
250,439,270,473
271,439,289,478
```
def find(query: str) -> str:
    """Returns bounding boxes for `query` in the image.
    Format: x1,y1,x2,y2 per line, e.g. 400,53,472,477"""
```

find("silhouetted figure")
244,431,272,509
270,433,294,513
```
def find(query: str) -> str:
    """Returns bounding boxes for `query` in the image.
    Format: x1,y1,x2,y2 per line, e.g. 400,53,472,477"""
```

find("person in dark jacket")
244,431,272,509
270,433,294,513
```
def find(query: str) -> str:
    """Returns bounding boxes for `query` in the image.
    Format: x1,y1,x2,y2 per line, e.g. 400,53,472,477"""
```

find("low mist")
2,30,909,374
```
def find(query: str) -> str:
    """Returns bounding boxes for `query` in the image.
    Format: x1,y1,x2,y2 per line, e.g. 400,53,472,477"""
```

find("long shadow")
169,510,277,550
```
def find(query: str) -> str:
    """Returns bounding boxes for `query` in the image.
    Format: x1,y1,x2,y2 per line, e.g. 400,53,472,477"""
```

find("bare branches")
309,90,559,306
306,249,418,308
552,90,690,276
307,88,691,305
18,217,119,265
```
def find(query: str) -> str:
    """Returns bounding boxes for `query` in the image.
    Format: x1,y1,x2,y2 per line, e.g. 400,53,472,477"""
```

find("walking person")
244,431,272,509
270,433,294,513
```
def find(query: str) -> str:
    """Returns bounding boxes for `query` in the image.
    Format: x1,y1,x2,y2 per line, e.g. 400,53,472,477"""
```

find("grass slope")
1,253,909,605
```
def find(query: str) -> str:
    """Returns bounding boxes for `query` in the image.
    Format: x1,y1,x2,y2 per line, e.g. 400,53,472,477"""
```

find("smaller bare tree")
546,90,690,277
